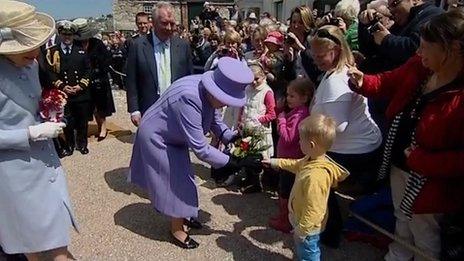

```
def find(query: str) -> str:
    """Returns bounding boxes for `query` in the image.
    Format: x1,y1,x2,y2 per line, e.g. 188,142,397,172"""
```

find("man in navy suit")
126,2,193,126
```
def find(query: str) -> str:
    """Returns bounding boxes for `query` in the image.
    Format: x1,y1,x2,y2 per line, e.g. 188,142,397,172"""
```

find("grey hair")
334,0,361,23
151,1,175,22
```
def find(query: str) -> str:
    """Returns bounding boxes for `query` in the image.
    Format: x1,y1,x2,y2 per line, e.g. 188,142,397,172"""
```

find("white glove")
28,122,66,141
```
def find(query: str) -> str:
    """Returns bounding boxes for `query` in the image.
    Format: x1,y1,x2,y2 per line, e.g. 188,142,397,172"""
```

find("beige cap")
0,0,55,54
73,18,98,40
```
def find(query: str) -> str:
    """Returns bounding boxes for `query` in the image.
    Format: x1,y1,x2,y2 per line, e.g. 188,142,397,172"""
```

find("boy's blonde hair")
299,113,336,152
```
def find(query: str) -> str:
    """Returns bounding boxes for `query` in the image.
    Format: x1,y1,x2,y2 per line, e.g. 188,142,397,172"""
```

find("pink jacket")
276,105,310,158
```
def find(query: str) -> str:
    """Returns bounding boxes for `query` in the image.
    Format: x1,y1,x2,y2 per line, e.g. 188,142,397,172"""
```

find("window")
275,1,283,21
143,4,153,14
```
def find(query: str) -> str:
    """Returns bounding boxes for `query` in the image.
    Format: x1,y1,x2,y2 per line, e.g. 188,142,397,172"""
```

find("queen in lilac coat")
129,57,254,248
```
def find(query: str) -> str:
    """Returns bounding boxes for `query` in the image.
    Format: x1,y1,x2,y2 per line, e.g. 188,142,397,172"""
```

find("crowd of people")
1,0,464,260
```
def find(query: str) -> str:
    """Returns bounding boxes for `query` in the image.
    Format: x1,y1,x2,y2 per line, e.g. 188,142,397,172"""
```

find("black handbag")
441,210,464,261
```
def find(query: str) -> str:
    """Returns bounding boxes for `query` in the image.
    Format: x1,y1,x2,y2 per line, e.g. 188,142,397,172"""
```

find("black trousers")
321,146,383,248
278,170,295,199
64,101,91,149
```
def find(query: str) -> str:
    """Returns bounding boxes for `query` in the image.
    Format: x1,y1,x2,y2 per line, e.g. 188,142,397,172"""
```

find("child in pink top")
269,78,314,232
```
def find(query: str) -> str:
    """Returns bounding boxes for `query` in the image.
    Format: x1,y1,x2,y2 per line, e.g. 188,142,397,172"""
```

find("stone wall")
113,0,143,32
114,0,234,32
113,0,182,32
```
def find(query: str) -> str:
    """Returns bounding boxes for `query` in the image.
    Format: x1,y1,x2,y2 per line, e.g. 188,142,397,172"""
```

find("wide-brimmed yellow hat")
0,0,55,54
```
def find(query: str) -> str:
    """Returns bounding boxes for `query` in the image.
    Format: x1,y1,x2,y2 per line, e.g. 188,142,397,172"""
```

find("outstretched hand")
346,64,364,89
261,158,271,168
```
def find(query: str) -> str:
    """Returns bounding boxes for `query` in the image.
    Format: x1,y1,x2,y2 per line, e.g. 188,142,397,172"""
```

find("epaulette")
46,43,57,50
46,49,61,73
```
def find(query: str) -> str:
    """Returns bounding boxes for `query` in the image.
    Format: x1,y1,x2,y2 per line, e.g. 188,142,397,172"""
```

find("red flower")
39,88,67,122
240,141,250,152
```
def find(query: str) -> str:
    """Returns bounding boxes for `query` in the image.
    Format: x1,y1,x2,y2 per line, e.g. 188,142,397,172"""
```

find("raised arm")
348,55,427,100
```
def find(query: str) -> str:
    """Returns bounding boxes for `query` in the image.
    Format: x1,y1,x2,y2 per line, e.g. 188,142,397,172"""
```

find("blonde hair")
248,61,265,77
311,25,355,72
252,26,268,42
224,30,242,45
334,0,361,24
299,113,336,152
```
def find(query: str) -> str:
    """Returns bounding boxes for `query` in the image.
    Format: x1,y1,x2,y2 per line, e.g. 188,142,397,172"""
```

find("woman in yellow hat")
0,1,77,260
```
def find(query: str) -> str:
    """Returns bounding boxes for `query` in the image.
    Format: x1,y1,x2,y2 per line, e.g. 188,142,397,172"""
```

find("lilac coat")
129,75,234,218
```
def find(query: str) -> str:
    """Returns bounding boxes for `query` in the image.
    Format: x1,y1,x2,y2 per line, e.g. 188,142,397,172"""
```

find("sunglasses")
388,0,404,9
315,29,340,45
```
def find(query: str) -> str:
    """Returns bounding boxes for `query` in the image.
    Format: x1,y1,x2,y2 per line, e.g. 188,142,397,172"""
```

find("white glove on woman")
28,122,66,141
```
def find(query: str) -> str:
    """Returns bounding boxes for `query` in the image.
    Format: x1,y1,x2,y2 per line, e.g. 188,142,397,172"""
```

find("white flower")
242,136,252,143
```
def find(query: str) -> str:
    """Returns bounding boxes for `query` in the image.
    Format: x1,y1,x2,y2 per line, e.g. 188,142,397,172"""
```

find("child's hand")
262,159,271,168
276,98,286,110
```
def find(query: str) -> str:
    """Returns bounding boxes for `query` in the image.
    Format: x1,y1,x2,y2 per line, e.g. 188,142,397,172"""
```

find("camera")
284,34,295,45
218,47,233,57
367,14,382,34
328,17,341,26
221,48,230,55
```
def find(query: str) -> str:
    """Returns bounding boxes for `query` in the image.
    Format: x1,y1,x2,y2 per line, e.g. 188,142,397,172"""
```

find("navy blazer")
126,33,193,114
376,3,443,69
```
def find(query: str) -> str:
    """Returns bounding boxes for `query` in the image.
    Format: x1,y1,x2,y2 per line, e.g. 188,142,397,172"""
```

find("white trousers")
385,166,442,261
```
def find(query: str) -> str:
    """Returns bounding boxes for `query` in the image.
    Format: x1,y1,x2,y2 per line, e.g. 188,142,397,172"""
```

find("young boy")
264,113,349,260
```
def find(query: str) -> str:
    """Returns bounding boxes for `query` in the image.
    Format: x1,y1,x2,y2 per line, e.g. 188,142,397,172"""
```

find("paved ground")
3,90,386,261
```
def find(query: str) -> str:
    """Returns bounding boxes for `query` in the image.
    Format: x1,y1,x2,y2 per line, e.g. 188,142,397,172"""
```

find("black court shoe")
184,218,203,229
77,147,89,155
97,131,108,142
171,233,199,249
57,148,70,158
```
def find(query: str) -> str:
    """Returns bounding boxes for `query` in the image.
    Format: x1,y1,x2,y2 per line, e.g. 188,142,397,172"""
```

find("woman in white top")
310,25,382,177
309,25,382,248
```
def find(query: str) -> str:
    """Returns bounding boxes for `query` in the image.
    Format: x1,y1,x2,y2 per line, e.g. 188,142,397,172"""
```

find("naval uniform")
45,43,91,151
76,38,116,117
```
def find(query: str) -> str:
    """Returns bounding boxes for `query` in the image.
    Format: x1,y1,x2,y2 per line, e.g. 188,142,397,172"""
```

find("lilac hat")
201,57,253,107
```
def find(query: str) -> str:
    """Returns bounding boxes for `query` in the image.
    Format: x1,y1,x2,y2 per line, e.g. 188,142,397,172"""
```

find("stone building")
113,0,341,33
237,0,341,22
113,0,235,32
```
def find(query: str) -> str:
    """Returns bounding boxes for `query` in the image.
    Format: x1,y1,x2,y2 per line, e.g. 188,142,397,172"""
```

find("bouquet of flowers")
39,88,67,122
230,125,271,159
